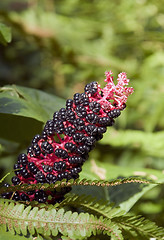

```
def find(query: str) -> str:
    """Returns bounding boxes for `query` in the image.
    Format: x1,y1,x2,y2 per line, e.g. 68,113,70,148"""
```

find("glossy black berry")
89,101,101,113
12,176,21,185
54,161,66,171
97,126,107,134
76,105,87,118
58,108,67,121
35,171,46,183
98,117,114,126
27,146,34,157
64,142,77,152
68,156,83,164
14,163,21,175
17,153,28,166
84,81,98,96
20,167,30,179
41,141,54,154
28,162,39,175
72,132,85,143
108,109,121,118
57,172,70,181
80,93,90,106
76,145,90,155
46,173,57,183
44,119,55,136
73,93,81,105
66,99,73,110
42,165,53,173
66,110,76,122
20,193,30,201
32,134,42,144
84,136,96,146
85,124,98,136
55,148,68,159
54,120,65,134
34,190,47,203
64,126,76,137
86,113,99,124
12,191,20,201
32,143,41,156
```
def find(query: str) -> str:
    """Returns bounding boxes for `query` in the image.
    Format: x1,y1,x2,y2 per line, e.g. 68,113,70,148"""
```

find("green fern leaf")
0,199,123,240
57,193,124,219
113,214,164,240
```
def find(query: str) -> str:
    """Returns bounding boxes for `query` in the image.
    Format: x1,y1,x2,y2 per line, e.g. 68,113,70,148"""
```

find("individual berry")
42,165,53,173
84,136,96,146
89,101,101,113
32,143,41,156
64,126,76,137
17,153,28,166
14,163,21,175
27,146,34,157
108,109,121,118
54,120,65,134
20,167,30,179
86,113,99,124
28,162,39,175
73,118,85,131
34,190,47,203
41,141,54,154
66,110,76,122
35,171,46,183
97,126,107,134
66,99,73,110
68,156,83,164
20,193,30,201
58,108,67,121
80,93,90,106
43,119,55,136
32,134,42,144
64,142,77,152
57,172,70,181
85,124,98,136
76,145,90,155
72,132,85,143
75,105,87,118
98,117,113,126
84,81,98,96
46,173,57,183
73,93,81,105
12,176,21,185
12,191,20,201
55,149,68,159
54,161,66,171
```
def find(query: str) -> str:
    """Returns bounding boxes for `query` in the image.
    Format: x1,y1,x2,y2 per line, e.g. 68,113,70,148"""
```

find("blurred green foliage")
0,0,164,229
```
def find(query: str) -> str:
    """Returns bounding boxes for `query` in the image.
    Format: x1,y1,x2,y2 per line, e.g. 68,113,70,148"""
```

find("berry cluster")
1,71,133,204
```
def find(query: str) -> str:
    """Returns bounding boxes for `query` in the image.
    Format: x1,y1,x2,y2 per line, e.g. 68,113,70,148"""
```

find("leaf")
0,85,65,123
113,214,164,240
0,85,65,142
0,199,123,240
0,23,12,46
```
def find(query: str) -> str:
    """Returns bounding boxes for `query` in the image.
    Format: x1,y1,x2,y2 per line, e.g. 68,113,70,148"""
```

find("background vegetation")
0,0,164,236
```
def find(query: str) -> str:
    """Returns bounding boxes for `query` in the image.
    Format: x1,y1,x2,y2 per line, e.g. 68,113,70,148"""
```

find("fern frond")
113,214,164,240
0,177,154,194
57,193,124,219
0,199,123,240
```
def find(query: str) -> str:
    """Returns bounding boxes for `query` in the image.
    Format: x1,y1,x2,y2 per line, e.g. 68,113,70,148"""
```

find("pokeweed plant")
0,70,164,240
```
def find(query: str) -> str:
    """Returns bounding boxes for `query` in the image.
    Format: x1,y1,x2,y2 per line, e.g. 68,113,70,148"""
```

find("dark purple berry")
12,176,21,185
54,161,66,171
84,81,98,96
